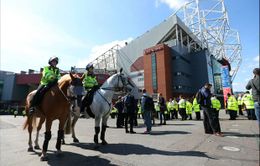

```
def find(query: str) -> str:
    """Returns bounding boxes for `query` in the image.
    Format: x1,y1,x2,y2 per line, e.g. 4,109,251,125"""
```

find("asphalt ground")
0,110,259,166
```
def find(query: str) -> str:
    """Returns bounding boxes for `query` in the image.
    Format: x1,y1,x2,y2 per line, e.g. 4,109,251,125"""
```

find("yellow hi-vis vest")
173,100,178,111
83,73,98,90
192,98,200,112
211,97,221,111
242,94,254,109
227,96,238,111
178,99,186,109
40,66,61,85
167,102,174,111
186,101,193,114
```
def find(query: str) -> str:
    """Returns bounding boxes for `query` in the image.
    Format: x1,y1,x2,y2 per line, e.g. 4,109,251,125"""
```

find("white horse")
64,69,141,145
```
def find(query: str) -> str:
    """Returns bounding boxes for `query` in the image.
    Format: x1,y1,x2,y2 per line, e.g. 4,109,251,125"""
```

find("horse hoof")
101,141,108,145
62,140,66,145
27,147,34,152
40,156,48,161
94,136,98,144
34,145,41,150
73,138,79,143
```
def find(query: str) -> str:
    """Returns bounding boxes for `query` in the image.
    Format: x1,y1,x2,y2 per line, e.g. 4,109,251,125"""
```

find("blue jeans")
254,102,260,125
143,111,152,132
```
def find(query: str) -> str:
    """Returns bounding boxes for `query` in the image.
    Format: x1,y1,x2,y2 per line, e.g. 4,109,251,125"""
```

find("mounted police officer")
29,56,61,114
80,63,99,114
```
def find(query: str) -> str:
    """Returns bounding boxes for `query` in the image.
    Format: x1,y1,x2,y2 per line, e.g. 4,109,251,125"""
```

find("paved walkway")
0,110,259,166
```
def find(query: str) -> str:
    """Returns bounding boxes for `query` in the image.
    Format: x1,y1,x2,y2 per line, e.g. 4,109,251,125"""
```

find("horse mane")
58,74,72,88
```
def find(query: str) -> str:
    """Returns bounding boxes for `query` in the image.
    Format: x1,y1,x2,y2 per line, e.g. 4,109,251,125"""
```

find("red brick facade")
143,44,172,100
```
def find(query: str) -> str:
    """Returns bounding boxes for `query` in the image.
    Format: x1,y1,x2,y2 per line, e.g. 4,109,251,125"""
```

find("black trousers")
195,112,201,120
212,109,221,132
201,106,218,133
228,110,237,120
116,112,124,127
125,112,134,132
179,108,187,120
238,105,243,115
31,81,57,107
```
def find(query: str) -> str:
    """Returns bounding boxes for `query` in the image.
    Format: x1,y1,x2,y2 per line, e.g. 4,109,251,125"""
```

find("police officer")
211,95,222,135
80,63,98,114
242,91,256,120
227,93,238,120
193,95,201,120
178,95,187,120
29,56,61,114
186,99,193,120
237,94,244,115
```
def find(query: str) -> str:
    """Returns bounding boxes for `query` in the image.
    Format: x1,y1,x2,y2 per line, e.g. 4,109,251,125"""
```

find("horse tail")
64,112,72,134
23,114,37,130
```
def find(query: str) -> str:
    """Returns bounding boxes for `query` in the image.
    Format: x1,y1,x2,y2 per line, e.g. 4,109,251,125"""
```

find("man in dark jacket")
124,94,136,134
199,83,222,136
114,96,124,128
246,68,260,124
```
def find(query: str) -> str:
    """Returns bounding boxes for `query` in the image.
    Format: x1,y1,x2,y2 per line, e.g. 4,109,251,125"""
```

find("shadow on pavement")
46,151,117,166
149,130,191,135
223,132,260,138
72,142,215,159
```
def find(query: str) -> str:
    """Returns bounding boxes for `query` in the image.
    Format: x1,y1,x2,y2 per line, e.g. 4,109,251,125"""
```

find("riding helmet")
48,56,59,65
86,63,94,70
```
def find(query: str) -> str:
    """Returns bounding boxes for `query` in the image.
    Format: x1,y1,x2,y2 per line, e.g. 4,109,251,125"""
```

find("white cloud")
155,0,188,9
253,55,259,62
1,3,89,72
77,38,133,68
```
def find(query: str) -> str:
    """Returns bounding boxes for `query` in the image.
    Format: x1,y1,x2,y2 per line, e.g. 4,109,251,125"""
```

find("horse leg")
94,117,101,144
34,117,45,149
71,115,79,143
100,115,109,145
27,116,34,152
40,119,52,161
55,119,65,155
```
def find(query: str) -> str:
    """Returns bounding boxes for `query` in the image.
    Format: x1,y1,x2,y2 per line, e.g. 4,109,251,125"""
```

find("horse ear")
69,72,74,79
119,68,123,73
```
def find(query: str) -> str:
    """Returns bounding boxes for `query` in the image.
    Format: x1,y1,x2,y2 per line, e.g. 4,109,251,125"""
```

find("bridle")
100,74,129,92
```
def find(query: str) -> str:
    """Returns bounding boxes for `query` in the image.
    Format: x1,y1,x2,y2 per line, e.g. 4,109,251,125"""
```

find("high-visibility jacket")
211,97,221,111
172,100,178,111
40,66,61,85
227,96,238,111
155,103,160,112
242,94,255,109
186,101,193,114
111,107,118,114
83,73,98,90
178,99,186,109
138,104,142,114
237,96,242,106
167,101,174,111
192,98,200,112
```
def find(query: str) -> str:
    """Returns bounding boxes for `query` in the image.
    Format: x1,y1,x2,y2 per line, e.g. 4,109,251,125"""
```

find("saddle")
82,86,99,118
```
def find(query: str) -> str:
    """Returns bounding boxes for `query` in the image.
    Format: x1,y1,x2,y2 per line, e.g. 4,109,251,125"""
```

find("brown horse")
23,73,84,161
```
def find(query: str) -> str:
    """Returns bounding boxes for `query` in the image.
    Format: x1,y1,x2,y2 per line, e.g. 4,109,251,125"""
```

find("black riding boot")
94,127,100,144
100,125,108,145
56,130,64,151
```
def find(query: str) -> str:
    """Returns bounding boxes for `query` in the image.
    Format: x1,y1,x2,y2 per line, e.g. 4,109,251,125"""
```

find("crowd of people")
111,67,260,135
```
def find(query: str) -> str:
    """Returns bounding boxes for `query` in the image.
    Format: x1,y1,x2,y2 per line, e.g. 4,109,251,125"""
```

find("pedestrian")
237,94,244,115
198,83,222,136
172,98,179,119
186,99,193,120
29,56,61,114
114,96,124,128
178,95,187,120
167,98,174,120
242,91,256,120
141,89,154,134
227,93,238,120
193,94,201,120
158,93,167,125
245,68,260,125
211,95,222,133
124,93,136,134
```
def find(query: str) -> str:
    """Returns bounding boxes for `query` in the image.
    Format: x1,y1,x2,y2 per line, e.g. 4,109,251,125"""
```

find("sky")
1,0,259,92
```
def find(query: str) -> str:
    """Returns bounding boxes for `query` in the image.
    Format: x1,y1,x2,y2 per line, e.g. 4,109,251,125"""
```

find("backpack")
196,89,204,105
